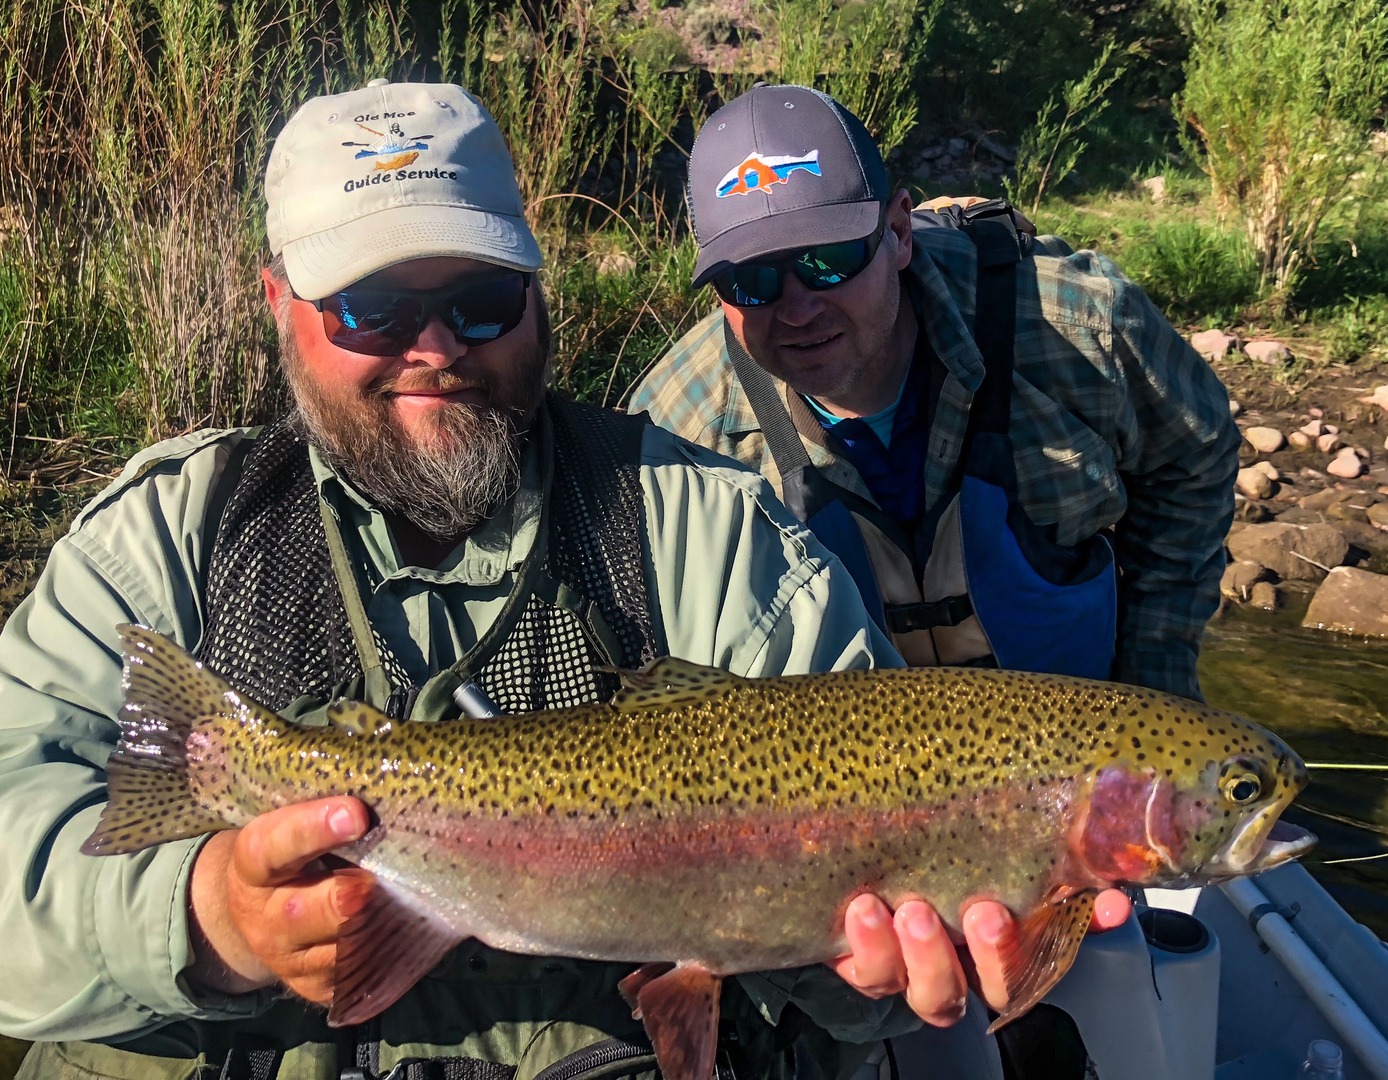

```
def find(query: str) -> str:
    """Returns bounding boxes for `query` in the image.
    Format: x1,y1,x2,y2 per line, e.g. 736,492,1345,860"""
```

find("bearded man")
0,82,1123,1080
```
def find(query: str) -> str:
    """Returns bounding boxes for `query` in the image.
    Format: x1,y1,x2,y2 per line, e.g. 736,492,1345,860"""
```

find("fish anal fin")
325,700,392,738
634,964,721,1080
619,962,675,1014
609,657,749,713
986,891,1097,1035
328,879,466,1027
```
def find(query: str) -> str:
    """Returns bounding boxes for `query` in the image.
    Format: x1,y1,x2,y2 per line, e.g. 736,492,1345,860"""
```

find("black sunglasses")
711,217,887,308
303,270,532,357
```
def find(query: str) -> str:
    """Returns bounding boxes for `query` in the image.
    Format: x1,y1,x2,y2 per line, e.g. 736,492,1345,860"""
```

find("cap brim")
283,203,544,300
692,200,882,288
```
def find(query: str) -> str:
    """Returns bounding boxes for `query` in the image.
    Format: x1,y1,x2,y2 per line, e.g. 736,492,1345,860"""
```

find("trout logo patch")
342,119,435,171
716,150,821,198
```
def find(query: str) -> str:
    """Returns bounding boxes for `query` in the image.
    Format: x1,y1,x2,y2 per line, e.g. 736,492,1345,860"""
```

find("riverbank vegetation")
0,0,1383,587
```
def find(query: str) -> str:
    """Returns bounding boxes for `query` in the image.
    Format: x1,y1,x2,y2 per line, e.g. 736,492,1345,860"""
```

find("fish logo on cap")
716,150,821,198
341,121,435,171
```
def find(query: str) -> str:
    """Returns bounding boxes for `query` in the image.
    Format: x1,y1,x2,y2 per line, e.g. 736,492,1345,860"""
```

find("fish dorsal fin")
326,700,392,738
328,878,467,1027
986,890,1097,1034
610,657,748,713
629,963,722,1080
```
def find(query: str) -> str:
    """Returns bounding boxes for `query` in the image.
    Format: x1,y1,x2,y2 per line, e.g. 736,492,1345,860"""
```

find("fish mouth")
1204,810,1318,877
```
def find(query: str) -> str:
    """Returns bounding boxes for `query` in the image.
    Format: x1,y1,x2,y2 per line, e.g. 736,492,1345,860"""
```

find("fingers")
833,894,906,996
961,901,1015,1013
234,797,368,888
895,902,969,1027
269,867,375,951
1091,889,1131,932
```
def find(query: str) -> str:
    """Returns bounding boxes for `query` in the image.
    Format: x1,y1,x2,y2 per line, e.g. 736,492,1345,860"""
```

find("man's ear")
261,266,284,310
886,188,914,271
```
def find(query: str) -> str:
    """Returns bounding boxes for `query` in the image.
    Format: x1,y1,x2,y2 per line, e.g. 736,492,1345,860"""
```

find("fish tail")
81,625,243,856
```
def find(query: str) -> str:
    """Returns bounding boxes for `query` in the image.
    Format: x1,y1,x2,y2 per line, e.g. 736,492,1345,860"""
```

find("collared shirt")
629,227,1241,700
0,416,906,1044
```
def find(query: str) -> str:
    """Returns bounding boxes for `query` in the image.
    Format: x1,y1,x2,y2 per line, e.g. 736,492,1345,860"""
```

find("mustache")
373,369,489,397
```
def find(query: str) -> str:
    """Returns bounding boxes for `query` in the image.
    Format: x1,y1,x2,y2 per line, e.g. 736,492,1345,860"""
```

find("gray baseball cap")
265,80,543,301
687,85,890,288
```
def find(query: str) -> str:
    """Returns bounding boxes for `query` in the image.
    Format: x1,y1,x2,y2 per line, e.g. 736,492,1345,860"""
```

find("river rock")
1244,426,1286,453
1303,567,1388,636
1251,461,1279,481
1300,488,1352,510
1141,175,1167,202
1334,518,1388,552
1317,432,1342,454
1327,447,1365,479
597,251,637,276
1229,399,1242,417
1221,560,1267,600
1236,467,1275,499
1227,522,1349,579
1245,340,1292,365
1289,431,1313,450
1300,420,1326,437
1249,581,1279,610
1192,329,1238,361
1358,385,1388,411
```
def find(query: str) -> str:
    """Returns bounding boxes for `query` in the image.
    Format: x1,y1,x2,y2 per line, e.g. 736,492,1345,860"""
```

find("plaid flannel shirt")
629,226,1241,700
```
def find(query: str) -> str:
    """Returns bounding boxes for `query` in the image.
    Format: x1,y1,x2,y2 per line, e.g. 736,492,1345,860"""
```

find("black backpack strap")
959,199,1027,434
216,1034,284,1080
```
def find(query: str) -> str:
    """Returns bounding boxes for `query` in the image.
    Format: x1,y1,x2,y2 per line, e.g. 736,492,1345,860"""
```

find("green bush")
1119,220,1259,323
1176,0,1388,313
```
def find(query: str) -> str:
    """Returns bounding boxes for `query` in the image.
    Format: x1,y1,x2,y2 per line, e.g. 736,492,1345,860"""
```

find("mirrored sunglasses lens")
323,294,421,356
715,264,781,306
447,273,528,344
796,238,870,288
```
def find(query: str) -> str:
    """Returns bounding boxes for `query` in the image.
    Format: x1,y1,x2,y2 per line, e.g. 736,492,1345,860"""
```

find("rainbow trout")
86,626,1314,1080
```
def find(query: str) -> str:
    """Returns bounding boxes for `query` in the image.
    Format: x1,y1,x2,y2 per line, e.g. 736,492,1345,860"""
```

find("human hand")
830,890,1131,1026
187,796,374,1001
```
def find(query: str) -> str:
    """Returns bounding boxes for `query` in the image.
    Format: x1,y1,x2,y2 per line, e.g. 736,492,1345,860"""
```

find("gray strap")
318,495,393,708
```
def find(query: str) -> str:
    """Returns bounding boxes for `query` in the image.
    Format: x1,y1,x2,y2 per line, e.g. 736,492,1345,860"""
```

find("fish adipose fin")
81,624,259,855
610,657,749,713
328,881,466,1027
986,890,1097,1034
625,963,721,1080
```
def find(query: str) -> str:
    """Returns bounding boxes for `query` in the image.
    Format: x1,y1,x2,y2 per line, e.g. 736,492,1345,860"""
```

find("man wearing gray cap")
632,84,1238,702
0,81,1071,1080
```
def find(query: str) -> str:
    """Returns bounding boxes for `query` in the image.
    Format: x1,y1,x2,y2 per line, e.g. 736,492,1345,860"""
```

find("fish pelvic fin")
328,880,466,1027
986,890,1097,1035
627,963,721,1080
609,657,749,713
81,625,257,856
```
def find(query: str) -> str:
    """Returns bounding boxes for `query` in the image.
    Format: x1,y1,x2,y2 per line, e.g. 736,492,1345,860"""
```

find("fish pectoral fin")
325,699,393,738
986,890,1097,1035
618,962,676,1015
609,657,749,713
328,880,465,1027
632,963,721,1080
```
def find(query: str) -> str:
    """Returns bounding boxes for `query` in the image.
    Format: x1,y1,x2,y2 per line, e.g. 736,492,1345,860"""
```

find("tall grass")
1176,0,1388,314
0,0,940,471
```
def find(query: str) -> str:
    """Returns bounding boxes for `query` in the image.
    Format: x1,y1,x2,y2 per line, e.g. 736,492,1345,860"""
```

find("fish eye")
1222,772,1262,804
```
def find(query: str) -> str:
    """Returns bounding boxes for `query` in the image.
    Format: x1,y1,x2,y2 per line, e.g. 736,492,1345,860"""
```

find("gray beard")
280,329,546,541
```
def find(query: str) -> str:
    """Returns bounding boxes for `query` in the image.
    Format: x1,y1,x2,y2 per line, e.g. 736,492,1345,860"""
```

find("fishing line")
1321,851,1388,865
1304,762,1388,771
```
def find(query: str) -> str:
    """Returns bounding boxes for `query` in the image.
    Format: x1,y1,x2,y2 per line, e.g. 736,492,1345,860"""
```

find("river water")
1200,598,1388,939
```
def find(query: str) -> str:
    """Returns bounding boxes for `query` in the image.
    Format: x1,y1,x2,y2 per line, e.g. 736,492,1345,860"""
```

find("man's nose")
403,315,466,369
773,272,828,327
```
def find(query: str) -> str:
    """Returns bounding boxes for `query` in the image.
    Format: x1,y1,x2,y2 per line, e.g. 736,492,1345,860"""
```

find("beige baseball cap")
265,80,543,301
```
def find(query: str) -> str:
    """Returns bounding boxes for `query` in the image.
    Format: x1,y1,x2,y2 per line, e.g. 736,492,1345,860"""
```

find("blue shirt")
803,338,943,524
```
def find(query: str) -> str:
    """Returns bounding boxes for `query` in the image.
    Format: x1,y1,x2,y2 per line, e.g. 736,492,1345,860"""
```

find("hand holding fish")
187,796,373,1002
831,888,1130,1026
